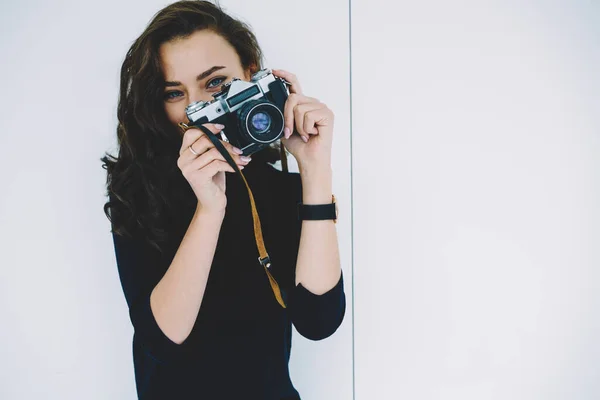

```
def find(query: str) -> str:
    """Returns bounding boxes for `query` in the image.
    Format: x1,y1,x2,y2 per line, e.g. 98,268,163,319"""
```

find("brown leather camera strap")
178,122,288,308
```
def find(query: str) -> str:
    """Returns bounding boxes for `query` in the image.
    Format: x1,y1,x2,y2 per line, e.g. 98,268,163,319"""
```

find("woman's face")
159,29,251,127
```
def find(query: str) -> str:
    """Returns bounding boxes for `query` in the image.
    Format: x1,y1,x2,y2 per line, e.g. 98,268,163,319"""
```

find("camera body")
184,68,290,156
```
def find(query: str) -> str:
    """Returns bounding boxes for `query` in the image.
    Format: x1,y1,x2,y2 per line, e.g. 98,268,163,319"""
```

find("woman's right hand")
178,123,251,215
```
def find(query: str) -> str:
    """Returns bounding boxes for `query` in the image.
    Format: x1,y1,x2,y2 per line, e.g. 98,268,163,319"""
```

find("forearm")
295,164,342,294
150,207,224,344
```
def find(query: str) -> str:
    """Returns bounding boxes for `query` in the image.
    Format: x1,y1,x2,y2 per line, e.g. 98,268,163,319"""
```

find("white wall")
0,1,352,399
6,0,598,398
352,1,599,399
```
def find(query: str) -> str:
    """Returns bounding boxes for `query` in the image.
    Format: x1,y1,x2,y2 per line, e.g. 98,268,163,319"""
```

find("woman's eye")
207,77,226,89
164,91,183,101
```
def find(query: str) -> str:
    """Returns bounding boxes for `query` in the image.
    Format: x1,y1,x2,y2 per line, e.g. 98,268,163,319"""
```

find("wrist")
298,160,331,175
299,165,333,204
194,205,226,221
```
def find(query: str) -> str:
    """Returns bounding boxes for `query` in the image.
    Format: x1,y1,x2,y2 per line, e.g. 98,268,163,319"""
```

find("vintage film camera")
184,68,290,156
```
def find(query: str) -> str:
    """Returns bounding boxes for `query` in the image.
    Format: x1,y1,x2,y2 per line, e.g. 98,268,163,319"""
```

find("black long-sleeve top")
110,159,346,399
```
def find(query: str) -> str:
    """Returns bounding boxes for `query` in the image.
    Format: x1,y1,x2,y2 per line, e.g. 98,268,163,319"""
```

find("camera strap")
178,122,288,308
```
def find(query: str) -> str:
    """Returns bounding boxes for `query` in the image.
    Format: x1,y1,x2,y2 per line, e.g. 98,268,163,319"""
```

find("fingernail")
215,123,225,129
301,135,308,143
232,147,243,155
241,156,252,162
239,165,245,170
284,127,290,139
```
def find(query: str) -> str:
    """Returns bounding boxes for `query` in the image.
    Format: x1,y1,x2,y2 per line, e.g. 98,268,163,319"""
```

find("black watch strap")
298,195,337,223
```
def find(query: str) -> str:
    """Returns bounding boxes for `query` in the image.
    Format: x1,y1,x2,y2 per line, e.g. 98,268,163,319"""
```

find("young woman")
101,1,345,398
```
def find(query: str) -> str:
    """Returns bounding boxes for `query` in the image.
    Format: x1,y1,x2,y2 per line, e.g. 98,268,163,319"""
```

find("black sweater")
110,160,346,399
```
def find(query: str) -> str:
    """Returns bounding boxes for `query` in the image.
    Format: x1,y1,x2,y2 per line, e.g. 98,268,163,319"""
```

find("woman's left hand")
272,69,334,170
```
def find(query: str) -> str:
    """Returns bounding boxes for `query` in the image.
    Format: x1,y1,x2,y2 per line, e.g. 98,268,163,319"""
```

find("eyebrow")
164,65,226,87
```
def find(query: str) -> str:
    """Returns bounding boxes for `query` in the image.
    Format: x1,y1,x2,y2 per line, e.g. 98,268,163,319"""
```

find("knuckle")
196,136,207,148
200,161,212,173
185,127,201,137
210,148,224,160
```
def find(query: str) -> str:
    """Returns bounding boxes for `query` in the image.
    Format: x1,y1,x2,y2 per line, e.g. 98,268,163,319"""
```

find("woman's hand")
272,69,334,170
178,123,252,214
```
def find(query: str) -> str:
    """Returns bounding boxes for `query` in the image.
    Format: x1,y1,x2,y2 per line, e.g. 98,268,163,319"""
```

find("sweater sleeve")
111,226,196,364
280,171,347,341
289,270,346,341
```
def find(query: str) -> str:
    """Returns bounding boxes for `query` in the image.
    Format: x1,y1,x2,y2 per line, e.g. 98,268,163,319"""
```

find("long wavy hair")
101,0,282,254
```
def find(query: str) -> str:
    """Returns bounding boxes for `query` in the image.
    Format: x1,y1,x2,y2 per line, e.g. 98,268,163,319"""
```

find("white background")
352,1,599,399
0,1,352,399
2,0,600,399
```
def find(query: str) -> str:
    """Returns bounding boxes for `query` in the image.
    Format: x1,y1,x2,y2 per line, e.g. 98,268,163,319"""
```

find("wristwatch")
298,195,338,223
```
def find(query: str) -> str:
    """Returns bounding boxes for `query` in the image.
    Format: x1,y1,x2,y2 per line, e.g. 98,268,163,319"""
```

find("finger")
179,123,224,156
272,69,303,95
180,128,204,157
293,102,323,139
283,93,299,139
295,103,324,136
181,131,247,166
283,94,319,139
221,140,245,158
306,107,334,136
202,159,237,177
181,135,213,165
188,147,224,171
220,140,252,165
188,146,251,173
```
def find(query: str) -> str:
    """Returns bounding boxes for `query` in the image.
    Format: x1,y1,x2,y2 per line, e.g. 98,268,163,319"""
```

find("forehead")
159,30,241,80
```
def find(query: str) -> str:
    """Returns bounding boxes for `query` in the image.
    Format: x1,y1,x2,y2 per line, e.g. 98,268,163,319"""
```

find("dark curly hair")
101,0,282,254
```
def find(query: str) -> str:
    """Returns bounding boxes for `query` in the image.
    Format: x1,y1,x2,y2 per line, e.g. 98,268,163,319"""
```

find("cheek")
164,102,186,125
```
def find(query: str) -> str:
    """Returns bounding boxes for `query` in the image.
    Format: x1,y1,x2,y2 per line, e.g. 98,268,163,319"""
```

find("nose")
188,90,214,105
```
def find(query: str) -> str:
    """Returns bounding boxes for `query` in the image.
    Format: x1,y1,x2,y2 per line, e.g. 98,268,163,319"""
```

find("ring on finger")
189,143,199,156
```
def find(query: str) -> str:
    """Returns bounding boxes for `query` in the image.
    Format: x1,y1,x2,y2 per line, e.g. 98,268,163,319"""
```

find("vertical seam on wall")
349,0,355,399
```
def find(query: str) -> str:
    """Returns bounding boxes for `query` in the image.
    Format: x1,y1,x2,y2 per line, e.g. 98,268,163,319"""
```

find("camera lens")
238,100,284,144
250,112,272,134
